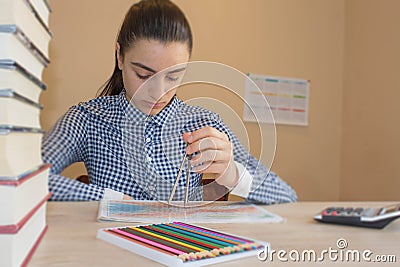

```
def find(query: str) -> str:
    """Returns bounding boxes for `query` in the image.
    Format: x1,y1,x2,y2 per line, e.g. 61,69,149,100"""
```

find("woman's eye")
166,75,179,82
135,72,152,80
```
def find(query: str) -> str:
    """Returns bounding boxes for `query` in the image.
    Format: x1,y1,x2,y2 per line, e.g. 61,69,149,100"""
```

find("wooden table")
29,202,400,266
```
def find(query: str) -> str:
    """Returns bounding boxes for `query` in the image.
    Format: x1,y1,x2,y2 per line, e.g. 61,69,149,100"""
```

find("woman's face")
117,39,190,115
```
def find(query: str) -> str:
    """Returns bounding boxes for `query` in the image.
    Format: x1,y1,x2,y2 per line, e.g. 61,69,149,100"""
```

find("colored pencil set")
97,222,269,266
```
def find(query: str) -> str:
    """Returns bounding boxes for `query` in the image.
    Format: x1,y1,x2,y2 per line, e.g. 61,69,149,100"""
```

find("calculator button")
345,208,354,214
325,207,335,213
354,208,364,214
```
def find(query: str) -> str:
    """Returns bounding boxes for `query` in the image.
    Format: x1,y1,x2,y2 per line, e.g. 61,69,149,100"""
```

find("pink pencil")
112,228,186,255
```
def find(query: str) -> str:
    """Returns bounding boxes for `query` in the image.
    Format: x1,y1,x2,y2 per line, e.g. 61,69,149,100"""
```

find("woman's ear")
116,42,123,70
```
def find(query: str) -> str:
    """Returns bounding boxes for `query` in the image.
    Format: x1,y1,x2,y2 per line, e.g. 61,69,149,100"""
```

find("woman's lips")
144,101,164,109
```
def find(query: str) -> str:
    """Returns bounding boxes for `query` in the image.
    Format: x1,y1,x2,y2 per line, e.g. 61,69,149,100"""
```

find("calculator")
314,203,400,229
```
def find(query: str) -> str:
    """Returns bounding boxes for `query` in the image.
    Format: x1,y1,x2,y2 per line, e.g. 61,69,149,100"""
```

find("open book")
97,199,284,224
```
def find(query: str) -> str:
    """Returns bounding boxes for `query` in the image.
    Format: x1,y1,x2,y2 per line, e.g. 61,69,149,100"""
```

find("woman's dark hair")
97,0,193,97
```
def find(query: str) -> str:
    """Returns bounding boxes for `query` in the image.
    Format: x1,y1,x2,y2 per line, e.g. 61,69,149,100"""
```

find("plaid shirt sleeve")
42,105,105,201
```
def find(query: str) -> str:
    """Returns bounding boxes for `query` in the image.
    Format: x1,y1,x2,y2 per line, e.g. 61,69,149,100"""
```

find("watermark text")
258,238,397,263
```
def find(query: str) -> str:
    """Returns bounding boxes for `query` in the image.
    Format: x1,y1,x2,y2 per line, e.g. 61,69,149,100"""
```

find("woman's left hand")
182,126,238,188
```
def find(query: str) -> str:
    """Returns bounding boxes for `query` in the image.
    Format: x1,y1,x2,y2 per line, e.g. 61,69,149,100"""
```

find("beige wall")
340,0,400,200
177,0,345,201
42,0,398,201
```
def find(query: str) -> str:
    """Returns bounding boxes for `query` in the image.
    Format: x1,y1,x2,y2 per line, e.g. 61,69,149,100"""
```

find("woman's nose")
146,75,176,101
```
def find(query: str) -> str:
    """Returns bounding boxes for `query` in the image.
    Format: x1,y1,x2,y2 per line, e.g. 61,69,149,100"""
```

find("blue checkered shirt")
42,91,297,203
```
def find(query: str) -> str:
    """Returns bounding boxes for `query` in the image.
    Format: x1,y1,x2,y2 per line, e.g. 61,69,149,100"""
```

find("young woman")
42,0,297,204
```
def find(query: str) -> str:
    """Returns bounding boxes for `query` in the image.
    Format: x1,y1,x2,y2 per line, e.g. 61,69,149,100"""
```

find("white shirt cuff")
103,188,124,200
229,162,253,198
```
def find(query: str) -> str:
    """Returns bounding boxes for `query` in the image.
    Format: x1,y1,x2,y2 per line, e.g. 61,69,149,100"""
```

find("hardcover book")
0,164,50,226
0,198,48,267
0,25,49,80
0,126,44,177
0,61,46,103
0,89,42,128
0,0,51,57
29,0,51,28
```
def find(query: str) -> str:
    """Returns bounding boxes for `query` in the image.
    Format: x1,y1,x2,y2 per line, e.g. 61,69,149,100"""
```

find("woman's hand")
182,126,238,188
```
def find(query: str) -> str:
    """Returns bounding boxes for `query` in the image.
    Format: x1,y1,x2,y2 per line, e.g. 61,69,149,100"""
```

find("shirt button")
146,137,151,143
146,156,152,162
148,185,155,191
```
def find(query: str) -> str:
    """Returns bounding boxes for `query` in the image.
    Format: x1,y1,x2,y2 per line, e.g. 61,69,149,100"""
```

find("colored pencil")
175,222,253,243
141,225,217,250
145,225,222,248
106,229,177,256
111,228,185,255
123,227,197,254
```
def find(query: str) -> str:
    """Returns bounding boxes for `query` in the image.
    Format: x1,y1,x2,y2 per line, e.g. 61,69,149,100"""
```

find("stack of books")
0,0,52,266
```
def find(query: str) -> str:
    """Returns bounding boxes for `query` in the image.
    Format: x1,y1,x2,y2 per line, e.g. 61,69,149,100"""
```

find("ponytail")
97,56,123,97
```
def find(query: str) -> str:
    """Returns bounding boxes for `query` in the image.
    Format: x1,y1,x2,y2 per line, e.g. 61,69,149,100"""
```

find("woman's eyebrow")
131,62,186,74
167,67,186,74
131,62,156,73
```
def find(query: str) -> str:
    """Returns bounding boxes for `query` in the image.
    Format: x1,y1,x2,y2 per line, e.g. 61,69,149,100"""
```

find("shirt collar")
150,96,179,127
118,90,148,124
